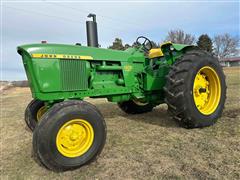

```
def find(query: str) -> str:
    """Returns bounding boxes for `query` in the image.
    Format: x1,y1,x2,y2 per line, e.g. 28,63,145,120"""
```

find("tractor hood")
17,43,144,62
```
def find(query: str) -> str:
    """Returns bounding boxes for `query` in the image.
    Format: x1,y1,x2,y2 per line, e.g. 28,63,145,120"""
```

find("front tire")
32,100,107,171
164,50,226,128
24,99,46,131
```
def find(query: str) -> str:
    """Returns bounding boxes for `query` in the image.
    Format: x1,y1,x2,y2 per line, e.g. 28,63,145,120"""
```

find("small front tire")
24,99,46,131
32,100,107,171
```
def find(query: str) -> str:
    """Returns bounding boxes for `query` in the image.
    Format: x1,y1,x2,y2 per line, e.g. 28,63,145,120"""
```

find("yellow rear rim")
193,66,221,115
132,99,148,106
56,119,94,158
36,106,47,121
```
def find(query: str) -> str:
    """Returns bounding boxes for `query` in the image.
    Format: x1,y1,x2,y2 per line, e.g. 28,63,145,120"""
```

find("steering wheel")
136,36,153,51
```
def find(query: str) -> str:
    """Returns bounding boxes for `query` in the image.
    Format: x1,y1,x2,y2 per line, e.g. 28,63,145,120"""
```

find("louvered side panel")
60,60,88,91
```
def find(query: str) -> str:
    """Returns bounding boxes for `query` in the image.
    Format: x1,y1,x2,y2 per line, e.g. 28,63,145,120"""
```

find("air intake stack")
86,14,98,47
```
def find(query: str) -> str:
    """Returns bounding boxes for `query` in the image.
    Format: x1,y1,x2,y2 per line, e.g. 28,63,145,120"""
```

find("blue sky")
1,0,239,80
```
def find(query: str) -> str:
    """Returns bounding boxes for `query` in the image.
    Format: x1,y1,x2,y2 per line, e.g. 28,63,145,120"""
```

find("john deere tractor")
17,14,226,171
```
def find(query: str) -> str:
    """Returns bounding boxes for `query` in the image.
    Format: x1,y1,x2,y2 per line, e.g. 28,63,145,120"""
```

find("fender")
161,41,195,52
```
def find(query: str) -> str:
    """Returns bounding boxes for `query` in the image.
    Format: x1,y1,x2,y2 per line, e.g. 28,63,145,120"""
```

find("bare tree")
213,34,239,59
165,29,195,44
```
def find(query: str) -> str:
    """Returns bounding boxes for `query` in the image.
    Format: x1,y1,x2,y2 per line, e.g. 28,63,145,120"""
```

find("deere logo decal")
31,54,93,60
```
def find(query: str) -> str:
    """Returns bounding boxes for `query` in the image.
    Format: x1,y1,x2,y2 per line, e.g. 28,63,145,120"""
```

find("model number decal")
124,65,133,72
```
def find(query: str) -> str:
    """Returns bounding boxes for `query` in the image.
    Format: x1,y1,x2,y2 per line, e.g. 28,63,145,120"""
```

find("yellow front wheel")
33,100,106,171
36,106,47,121
25,99,46,131
56,119,94,158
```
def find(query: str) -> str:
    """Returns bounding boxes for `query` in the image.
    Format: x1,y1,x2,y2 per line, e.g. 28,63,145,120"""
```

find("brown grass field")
0,67,239,179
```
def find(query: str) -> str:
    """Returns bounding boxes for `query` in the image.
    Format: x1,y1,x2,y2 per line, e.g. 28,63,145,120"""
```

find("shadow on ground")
94,102,179,128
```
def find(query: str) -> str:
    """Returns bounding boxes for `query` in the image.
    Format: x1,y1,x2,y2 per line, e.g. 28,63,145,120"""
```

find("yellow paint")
56,119,94,158
31,54,93,60
160,41,172,48
149,48,164,58
36,106,47,121
124,65,133,71
193,66,221,115
148,42,173,58
132,99,148,106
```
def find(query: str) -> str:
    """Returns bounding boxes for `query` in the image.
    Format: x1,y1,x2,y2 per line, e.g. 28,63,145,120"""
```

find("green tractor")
17,14,226,171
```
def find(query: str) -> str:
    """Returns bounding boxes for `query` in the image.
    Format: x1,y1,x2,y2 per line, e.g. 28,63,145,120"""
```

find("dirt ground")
0,67,239,179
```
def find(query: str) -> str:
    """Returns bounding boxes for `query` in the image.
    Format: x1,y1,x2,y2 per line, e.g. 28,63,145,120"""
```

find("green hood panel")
17,43,144,62
17,43,146,97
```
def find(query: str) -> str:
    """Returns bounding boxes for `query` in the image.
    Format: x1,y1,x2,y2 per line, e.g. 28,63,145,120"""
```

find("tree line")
108,30,239,59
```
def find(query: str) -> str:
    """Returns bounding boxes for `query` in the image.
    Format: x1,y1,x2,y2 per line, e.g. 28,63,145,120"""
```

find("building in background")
220,57,240,67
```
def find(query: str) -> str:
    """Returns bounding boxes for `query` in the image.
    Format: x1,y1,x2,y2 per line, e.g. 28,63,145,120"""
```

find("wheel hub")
193,66,221,115
193,72,210,110
56,119,94,158
36,106,47,121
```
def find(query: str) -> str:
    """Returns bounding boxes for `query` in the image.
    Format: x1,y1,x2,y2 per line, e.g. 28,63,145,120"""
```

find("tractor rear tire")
24,99,46,131
164,50,226,128
32,100,106,171
118,100,154,114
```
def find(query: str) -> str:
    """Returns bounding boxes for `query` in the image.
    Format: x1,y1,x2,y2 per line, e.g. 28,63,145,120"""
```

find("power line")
4,5,124,31
45,1,142,28
4,6,84,24
45,3,127,31
4,5,77,31
4,6,88,39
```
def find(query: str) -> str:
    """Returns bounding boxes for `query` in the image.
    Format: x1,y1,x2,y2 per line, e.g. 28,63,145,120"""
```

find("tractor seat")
149,48,164,58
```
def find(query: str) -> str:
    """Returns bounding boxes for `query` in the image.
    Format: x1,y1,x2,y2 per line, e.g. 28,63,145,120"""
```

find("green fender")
160,41,195,52
172,43,194,51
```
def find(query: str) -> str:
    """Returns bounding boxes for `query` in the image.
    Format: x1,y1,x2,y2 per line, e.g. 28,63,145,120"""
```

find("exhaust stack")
86,14,98,47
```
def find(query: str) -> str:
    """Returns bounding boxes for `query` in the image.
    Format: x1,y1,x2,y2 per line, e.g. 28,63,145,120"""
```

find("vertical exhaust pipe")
86,14,99,47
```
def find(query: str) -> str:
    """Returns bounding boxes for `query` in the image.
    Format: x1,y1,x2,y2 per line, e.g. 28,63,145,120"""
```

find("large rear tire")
118,100,155,114
24,99,46,131
32,100,106,171
164,50,226,128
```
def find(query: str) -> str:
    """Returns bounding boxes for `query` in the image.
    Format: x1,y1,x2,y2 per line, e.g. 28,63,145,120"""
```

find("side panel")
31,58,91,92
144,65,169,91
32,58,61,92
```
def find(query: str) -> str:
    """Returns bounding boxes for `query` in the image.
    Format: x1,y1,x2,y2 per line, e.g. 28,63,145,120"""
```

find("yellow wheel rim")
36,106,47,121
132,99,148,106
193,66,221,115
56,119,94,158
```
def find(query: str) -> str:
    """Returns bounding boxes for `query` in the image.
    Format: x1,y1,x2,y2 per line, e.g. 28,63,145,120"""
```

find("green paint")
17,42,194,106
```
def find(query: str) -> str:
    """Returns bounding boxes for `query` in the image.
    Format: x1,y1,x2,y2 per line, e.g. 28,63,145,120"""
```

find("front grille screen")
60,60,88,91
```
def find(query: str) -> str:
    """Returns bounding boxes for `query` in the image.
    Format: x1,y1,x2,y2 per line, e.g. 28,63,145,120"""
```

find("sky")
1,0,239,80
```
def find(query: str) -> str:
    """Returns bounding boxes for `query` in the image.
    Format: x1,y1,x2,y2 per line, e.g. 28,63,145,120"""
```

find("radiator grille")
60,60,88,91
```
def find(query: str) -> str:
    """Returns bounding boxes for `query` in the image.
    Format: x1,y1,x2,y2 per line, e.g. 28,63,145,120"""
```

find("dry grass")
0,67,240,179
